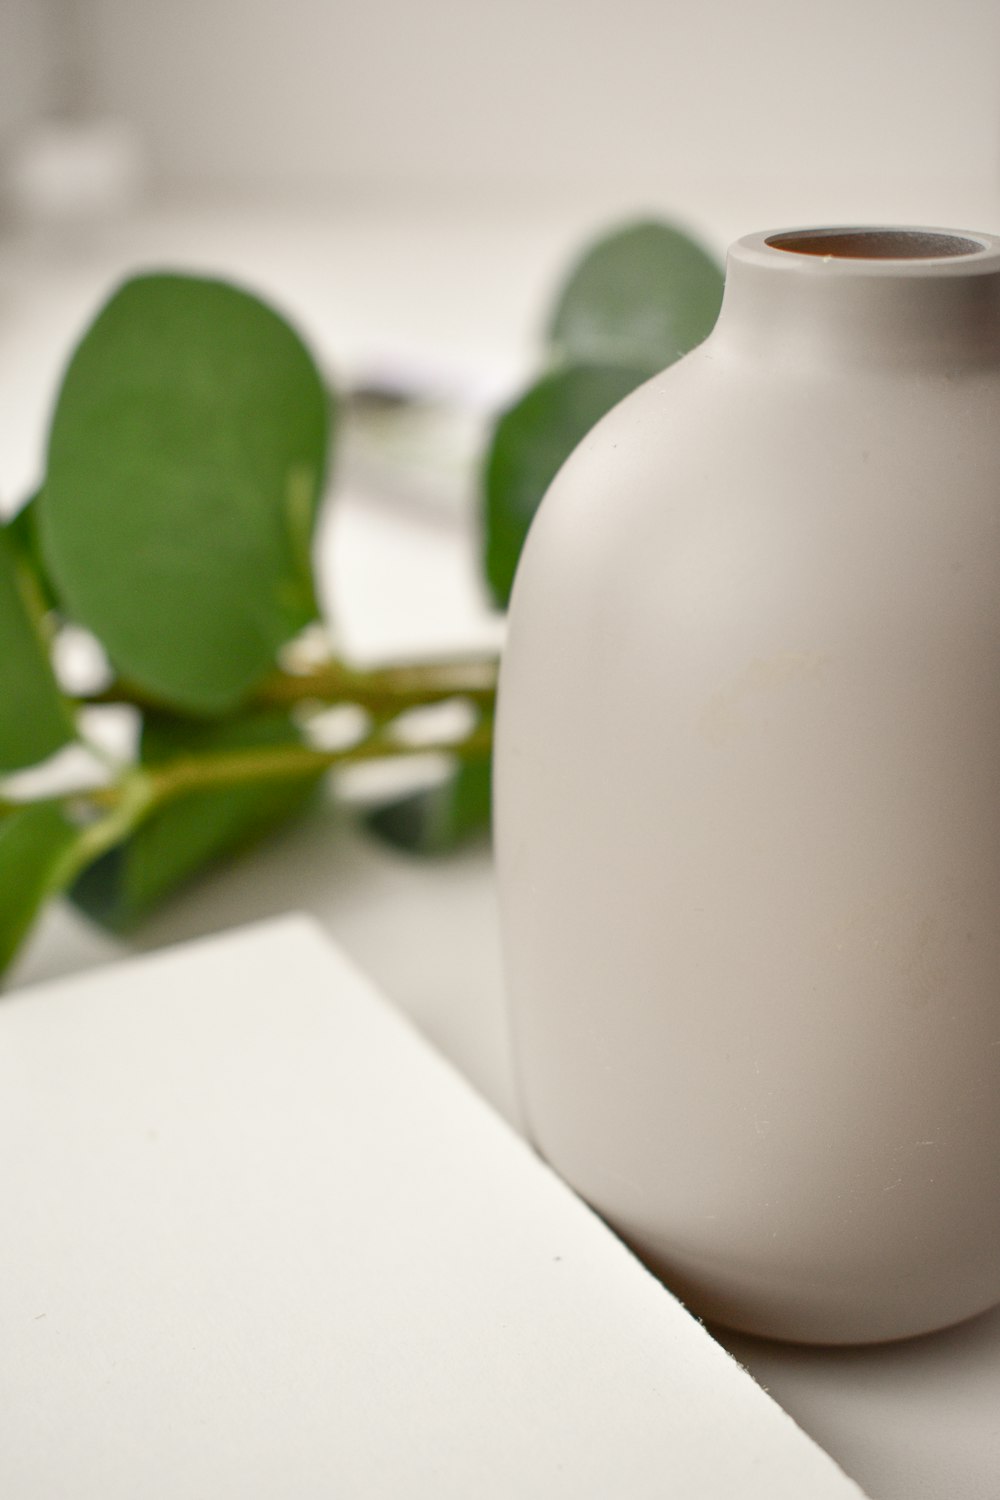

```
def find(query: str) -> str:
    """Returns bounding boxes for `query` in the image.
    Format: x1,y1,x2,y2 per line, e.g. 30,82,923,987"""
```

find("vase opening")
764,228,985,260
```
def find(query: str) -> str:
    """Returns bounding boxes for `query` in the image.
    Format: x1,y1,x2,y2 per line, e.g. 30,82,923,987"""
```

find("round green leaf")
547,219,724,374
483,362,647,608
0,528,74,772
40,274,332,715
0,801,80,976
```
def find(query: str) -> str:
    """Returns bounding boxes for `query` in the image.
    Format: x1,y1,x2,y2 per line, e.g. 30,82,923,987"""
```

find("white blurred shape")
69,0,1000,202
5,115,146,228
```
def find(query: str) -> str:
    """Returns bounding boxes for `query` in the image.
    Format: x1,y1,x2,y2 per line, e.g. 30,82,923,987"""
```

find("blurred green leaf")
0,801,80,976
40,274,332,716
0,528,75,772
547,219,724,373
5,495,38,557
5,492,60,611
70,711,324,929
366,755,492,854
483,362,646,607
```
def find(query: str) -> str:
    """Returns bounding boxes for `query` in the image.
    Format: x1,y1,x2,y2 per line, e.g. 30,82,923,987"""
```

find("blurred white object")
4,115,146,229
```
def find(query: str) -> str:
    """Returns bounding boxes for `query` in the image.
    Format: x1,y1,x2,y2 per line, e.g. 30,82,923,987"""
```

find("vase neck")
712,227,1000,373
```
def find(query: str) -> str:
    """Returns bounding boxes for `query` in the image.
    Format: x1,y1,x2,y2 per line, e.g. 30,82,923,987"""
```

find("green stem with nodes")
255,656,499,712
0,678,494,976
84,718,493,816
50,771,158,893
149,718,493,804
86,652,500,717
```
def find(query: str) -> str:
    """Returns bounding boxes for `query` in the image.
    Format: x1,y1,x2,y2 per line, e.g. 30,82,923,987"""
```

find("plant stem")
85,652,500,716
254,655,499,711
26,717,491,923
50,772,157,892
83,719,493,814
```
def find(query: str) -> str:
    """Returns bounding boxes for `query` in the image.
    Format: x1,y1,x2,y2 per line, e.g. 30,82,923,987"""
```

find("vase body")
494,227,1000,1344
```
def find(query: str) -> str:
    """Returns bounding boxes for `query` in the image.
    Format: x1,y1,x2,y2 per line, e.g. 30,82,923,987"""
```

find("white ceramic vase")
495,226,1000,1344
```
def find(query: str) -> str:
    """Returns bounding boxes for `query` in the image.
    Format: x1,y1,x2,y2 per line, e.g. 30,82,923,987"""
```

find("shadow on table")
719,1302,1000,1500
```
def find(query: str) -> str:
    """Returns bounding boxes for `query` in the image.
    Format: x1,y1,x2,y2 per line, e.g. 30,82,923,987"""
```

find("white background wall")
36,0,1000,205
0,0,62,148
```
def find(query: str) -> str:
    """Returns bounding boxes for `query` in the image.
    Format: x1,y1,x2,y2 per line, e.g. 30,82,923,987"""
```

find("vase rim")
733,226,1000,278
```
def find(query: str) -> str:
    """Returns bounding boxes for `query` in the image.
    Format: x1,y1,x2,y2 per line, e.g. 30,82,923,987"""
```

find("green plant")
0,218,723,980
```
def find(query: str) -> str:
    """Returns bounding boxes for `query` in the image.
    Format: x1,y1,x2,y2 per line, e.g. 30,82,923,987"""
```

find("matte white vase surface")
495,226,1000,1344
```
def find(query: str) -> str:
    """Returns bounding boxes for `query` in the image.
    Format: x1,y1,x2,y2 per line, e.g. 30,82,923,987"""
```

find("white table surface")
4,188,1000,1500
2,917,866,1499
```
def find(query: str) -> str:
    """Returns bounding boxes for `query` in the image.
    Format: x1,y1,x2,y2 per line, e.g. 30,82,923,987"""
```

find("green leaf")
0,528,75,772
7,493,63,617
40,274,332,716
547,219,724,374
366,755,492,854
70,711,324,930
0,801,80,975
483,362,646,607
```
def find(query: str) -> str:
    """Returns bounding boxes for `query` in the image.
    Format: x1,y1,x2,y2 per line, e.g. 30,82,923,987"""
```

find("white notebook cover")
0,915,865,1497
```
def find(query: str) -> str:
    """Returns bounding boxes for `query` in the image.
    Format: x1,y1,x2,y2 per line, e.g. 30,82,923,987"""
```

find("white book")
0,916,865,1498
